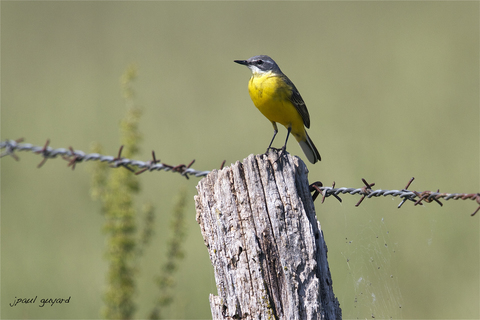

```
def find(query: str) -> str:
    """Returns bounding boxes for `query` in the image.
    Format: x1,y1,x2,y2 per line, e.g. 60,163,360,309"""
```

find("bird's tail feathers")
298,132,321,164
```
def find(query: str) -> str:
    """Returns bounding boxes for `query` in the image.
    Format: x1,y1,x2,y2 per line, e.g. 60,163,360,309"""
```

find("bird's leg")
265,122,279,154
279,127,291,157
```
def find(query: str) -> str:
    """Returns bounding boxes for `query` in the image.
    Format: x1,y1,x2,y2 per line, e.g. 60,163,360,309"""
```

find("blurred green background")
2,1,478,319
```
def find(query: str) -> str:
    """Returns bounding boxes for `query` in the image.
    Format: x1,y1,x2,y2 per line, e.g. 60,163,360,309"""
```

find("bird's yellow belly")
248,74,304,137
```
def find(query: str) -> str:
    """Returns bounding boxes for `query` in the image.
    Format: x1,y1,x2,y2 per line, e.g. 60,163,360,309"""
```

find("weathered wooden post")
195,151,342,320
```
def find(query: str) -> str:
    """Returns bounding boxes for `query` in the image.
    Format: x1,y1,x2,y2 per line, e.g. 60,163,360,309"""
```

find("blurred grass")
90,65,141,319
1,2,478,319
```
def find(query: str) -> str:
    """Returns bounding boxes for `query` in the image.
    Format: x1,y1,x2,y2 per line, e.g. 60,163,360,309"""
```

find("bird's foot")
264,146,288,163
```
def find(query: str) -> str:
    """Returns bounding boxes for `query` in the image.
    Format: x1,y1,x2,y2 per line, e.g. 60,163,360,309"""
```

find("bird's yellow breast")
247,71,305,137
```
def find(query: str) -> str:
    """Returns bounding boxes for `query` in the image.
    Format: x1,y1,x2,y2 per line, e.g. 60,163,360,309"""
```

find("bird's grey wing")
283,75,311,128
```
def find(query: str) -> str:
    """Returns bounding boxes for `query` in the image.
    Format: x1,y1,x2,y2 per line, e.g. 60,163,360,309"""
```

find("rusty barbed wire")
2,139,479,215
0,139,212,178
309,178,480,216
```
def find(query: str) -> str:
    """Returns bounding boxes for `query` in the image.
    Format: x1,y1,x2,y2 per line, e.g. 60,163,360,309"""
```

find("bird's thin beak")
234,59,248,66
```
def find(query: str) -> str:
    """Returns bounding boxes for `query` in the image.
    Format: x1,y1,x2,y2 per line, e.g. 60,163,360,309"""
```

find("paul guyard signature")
9,296,71,307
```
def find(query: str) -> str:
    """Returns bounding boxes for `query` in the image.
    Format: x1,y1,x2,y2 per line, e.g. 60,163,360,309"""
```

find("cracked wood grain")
195,151,341,320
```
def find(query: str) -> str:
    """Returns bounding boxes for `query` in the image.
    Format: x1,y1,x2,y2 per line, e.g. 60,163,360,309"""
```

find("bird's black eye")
256,60,263,65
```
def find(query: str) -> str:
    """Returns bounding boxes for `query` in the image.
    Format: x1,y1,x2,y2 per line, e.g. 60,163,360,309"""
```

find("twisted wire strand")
313,179,480,216
0,139,211,178
319,187,479,205
2,139,479,215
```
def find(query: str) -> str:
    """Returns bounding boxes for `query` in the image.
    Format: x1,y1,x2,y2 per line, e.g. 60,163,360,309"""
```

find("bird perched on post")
234,55,321,164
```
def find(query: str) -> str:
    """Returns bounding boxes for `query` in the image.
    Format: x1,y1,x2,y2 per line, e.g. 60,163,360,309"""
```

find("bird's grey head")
234,55,282,75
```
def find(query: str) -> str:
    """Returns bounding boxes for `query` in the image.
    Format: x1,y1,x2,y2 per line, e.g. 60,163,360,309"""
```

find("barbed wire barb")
135,150,160,175
0,137,23,161
36,139,51,168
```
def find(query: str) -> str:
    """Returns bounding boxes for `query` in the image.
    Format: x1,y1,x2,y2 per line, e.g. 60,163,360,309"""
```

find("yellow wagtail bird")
234,55,321,164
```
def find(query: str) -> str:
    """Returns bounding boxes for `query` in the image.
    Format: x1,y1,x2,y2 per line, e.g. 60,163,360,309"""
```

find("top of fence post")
195,150,342,320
